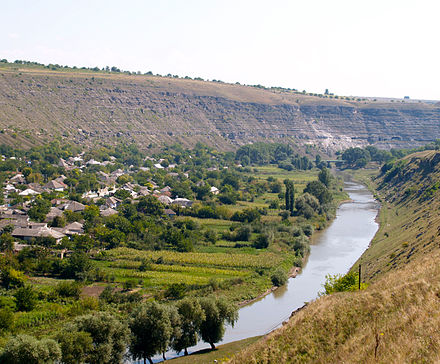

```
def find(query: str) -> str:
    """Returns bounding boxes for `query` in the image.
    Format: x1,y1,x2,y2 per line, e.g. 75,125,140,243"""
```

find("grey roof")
100,208,118,217
61,201,86,212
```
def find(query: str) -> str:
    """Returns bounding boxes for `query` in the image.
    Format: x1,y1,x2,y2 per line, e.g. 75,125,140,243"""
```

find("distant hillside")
229,151,440,363
1,63,440,151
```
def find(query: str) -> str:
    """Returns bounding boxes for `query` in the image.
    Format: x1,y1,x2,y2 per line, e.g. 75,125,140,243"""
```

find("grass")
346,152,440,282
169,336,262,364
229,246,440,363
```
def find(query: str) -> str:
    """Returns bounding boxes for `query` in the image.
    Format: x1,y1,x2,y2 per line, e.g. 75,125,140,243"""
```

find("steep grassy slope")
1,64,439,151
228,151,440,363
357,150,440,281
230,249,440,363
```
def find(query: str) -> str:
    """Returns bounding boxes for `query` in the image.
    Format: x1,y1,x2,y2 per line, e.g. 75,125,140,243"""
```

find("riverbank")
164,182,378,363
169,336,262,364
238,267,301,307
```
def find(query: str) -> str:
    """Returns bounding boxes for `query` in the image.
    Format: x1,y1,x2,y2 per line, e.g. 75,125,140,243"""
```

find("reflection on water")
148,182,379,362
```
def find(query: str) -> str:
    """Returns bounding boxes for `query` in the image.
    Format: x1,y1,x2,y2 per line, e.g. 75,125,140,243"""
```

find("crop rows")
101,247,282,269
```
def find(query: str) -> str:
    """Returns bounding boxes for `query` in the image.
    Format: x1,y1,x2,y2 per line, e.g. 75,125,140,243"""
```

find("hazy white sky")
1,0,439,99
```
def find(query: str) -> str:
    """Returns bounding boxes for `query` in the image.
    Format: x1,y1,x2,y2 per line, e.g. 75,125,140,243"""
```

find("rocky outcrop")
0,68,438,151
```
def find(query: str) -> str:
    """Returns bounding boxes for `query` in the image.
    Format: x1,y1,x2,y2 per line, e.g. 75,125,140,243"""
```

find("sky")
1,0,439,100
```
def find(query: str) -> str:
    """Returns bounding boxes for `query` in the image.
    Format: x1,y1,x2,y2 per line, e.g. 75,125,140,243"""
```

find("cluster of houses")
0,153,221,253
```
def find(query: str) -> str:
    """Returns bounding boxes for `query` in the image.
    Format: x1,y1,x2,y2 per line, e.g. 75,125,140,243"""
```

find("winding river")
148,181,379,362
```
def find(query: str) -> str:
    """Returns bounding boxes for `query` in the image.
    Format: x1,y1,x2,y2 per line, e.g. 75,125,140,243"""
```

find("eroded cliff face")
0,68,438,151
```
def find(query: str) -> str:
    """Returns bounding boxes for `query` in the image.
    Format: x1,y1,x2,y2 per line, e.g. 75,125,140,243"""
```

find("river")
147,181,379,362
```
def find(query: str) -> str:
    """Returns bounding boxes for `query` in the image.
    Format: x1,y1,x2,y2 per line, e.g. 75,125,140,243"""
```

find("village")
0,150,220,256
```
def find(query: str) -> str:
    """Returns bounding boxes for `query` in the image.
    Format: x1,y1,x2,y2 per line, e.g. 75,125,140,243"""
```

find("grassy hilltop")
228,150,440,363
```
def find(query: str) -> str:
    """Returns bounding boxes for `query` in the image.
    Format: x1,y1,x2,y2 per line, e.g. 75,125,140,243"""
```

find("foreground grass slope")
229,151,440,363
230,247,440,363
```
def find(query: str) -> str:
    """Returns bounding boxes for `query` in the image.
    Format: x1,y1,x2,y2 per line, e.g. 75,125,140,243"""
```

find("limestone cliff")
0,66,438,151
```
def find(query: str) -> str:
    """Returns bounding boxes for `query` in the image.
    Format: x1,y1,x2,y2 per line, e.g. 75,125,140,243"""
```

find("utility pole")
358,264,362,290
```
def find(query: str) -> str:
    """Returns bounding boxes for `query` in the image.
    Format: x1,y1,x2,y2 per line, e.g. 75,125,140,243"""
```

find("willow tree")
198,297,238,350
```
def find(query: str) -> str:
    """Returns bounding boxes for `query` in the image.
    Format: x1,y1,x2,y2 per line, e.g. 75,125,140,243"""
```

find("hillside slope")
358,150,440,281
229,248,440,363
229,151,440,363
1,64,440,151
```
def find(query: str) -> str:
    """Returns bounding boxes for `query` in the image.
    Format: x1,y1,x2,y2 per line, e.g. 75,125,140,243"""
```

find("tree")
0,307,14,331
28,197,51,222
1,267,26,289
271,268,288,286
50,215,66,228
14,285,37,311
173,298,205,355
56,329,93,364
0,233,14,252
198,297,238,349
341,147,371,168
284,179,295,215
318,167,331,187
0,334,61,364
83,205,100,222
73,312,129,364
63,251,93,280
295,193,320,218
137,195,164,216
304,180,332,205
129,302,174,364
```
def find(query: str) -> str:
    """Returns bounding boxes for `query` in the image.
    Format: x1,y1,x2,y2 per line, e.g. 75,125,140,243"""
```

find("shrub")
0,308,14,331
55,281,82,299
322,271,366,295
271,268,288,287
123,279,137,291
0,334,61,363
14,285,37,312
165,283,186,300
253,233,272,249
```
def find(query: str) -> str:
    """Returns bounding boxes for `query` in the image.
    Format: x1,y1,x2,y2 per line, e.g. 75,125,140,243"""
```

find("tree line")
0,296,237,364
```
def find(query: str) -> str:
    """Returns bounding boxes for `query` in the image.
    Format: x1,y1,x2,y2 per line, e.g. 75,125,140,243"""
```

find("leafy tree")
14,285,37,311
50,215,66,228
28,197,51,222
165,283,186,300
63,251,93,280
304,180,332,205
73,312,129,364
173,298,205,355
0,267,26,289
295,193,320,219
137,195,164,216
56,329,93,364
271,268,288,286
0,233,14,252
129,301,174,364
0,307,14,331
83,205,100,222
284,179,295,215
318,167,331,187
198,297,238,349
341,147,370,168
0,335,61,364
253,232,272,249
